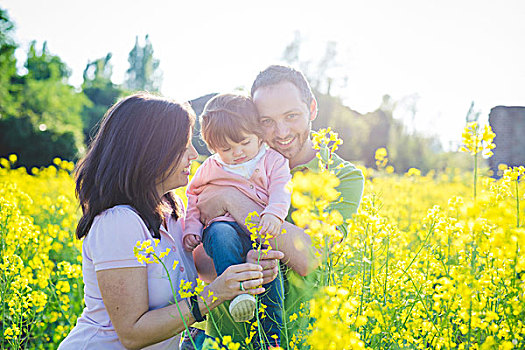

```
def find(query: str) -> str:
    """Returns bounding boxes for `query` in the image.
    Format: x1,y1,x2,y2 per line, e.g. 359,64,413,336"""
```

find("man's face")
252,82,315,163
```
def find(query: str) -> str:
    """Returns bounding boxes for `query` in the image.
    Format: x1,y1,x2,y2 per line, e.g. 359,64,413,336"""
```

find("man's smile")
275,137,295,147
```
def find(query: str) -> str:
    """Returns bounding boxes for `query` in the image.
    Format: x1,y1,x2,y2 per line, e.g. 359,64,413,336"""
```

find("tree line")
0,8,161,168
0,9,467,173
279,32,469,173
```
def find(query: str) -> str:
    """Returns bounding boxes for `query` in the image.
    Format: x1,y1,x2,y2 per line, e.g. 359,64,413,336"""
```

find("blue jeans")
203,221,283,346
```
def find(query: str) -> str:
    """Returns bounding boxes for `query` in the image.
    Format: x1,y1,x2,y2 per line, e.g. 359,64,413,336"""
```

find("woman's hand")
246,249,284,285
209,263,265,302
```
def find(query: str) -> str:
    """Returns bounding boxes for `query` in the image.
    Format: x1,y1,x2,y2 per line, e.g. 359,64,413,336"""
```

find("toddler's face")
216,133,261,165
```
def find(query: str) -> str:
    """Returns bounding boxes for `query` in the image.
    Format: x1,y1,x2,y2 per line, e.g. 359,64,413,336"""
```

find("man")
193,65,364,347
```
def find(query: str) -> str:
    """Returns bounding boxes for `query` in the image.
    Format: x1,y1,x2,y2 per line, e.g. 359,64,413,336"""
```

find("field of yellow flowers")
1,126,524,349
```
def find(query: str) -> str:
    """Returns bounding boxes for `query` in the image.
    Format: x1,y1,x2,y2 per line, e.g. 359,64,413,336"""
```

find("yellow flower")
8,154,17,164
459,122,496,157
4,327,14,340
158,248,170,258
355,315,367,327
406,168,421,177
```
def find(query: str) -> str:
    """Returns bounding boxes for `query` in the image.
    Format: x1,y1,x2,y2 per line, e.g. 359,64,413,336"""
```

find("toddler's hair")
200,93,264,152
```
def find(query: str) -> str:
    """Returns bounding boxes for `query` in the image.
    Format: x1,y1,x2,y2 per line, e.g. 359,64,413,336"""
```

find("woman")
59,93,282,350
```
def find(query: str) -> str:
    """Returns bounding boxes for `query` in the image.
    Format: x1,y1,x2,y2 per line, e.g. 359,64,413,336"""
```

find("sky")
3,0,525,150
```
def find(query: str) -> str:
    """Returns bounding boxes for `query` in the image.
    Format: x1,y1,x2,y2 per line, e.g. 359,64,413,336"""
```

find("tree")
0,8,20,117
124,35,162,92
281,34,347,96
0,39,90,166
281,31,301,66
25,41,71,81
0,9,90,166
20,41,89,137
0,115,78,168
81,53,122,143
280,34,451,173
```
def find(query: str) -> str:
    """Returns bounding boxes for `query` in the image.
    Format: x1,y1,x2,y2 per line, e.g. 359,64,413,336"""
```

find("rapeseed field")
1,127,524,349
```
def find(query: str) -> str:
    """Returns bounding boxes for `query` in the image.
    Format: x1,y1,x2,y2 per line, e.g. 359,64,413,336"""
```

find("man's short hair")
250,65,314,107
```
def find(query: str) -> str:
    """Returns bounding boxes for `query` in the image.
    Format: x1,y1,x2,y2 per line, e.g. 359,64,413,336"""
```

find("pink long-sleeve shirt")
184,147,291,240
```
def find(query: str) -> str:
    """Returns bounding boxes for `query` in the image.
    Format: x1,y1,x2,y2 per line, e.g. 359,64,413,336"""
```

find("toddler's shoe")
229,294,256,322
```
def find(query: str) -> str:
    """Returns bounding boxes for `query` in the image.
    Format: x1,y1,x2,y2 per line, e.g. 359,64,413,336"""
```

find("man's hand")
259,213,282,237
183,234,201,252
246,249,284,285
196,185,234,225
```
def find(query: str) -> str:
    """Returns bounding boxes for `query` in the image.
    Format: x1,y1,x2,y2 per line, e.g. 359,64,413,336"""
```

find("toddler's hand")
183,234,201,251
259,214,282,237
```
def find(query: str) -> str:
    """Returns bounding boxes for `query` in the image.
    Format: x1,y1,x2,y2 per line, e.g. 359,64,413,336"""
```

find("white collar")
213,145,267,179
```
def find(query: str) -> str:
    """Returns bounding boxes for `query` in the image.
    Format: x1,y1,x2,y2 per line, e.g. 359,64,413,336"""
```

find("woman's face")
157,136,198,196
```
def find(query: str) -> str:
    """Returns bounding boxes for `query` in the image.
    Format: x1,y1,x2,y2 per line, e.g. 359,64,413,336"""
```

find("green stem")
516,179,520,227
383,236,390,306
155,255,198,350
404,221,435,273
473,151,478,200
202,298,223,342
399,268,442,336
324,235,330,286
255,246,266,349
359,237,367,316
255,296,266,349
370,242,374,291
274,241,289,350
466,243,476,349
1,209,10,344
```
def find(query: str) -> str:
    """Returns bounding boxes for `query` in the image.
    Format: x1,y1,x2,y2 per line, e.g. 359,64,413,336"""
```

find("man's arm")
196,185,316,276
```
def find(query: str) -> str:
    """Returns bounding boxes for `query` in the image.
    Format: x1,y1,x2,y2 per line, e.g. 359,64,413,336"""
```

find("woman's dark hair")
75,93,195,239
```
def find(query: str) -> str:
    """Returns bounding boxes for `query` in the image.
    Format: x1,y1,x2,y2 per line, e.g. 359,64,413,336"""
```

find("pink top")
59,202,197,350
184,148,291,239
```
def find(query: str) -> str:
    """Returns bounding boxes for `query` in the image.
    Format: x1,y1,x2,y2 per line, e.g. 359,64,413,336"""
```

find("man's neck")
289,139,317,169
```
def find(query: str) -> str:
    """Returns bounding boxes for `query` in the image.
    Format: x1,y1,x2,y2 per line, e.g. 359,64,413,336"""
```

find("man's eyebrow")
260,109,300,118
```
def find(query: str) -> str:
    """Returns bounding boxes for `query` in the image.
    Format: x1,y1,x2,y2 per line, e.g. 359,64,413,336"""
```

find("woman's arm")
97,263,264,350
194,247,285,285
197,185,317,276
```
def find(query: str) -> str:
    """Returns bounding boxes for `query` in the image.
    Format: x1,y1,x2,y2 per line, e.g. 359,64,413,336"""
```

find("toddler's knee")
205,222,240,246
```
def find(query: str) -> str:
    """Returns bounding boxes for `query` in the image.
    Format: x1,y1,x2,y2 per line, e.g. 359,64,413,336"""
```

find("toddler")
183,93,290,346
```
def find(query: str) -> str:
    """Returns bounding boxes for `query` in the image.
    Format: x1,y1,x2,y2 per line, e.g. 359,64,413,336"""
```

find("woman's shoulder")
95,205,143,222
88,205,149,242
84,205,151,271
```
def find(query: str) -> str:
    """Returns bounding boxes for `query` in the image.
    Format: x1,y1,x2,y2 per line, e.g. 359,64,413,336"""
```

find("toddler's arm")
261,151,292,226
183,168,205,250
183,234,201,251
